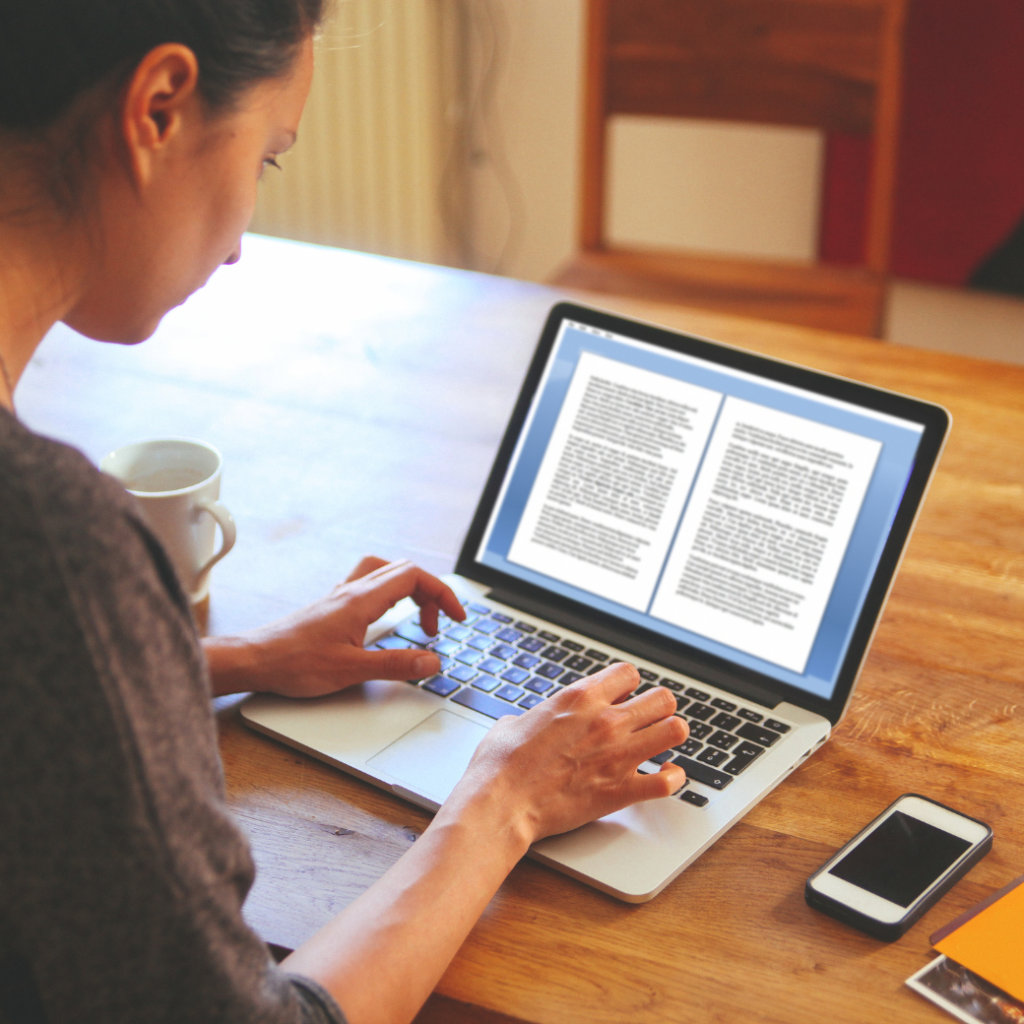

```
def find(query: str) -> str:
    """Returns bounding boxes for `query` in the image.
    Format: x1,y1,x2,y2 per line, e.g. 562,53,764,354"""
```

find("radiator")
249,0,453,264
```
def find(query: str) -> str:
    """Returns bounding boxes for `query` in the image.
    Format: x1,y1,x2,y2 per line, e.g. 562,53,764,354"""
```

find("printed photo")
907,956,1024,1024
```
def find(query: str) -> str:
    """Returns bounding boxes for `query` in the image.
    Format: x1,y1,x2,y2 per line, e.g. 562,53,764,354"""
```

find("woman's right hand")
448,663,689,847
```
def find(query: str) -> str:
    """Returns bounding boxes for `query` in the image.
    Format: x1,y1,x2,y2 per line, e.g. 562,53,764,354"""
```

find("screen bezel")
455,302,950,724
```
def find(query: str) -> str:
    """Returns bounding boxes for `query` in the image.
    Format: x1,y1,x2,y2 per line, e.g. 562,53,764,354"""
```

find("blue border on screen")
478,324,923,701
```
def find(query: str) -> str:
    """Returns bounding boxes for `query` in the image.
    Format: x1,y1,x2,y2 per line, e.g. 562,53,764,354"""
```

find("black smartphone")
805,794,992,941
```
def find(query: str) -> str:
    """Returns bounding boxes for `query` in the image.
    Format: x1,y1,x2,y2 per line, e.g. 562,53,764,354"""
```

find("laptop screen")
471,311,933,704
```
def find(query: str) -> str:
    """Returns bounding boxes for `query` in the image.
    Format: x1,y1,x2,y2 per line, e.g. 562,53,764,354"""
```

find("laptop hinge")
485,586,782,710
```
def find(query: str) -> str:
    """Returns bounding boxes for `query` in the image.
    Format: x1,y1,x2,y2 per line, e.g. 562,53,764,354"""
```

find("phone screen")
828,811,972,907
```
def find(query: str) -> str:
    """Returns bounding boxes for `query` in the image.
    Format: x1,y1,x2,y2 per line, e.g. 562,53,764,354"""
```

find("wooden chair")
552,0,908,336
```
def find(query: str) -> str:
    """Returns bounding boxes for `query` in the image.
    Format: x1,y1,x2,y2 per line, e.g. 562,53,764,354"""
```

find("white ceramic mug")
101,438,237,603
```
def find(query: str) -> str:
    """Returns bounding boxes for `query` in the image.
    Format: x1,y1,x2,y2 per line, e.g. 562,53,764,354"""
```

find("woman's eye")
260,156,282,179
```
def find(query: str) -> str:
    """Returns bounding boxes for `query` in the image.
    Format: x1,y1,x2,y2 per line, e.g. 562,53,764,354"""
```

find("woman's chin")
61,311,165,347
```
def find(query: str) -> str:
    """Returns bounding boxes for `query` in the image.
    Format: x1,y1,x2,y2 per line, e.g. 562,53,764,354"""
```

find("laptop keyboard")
370,601,792,808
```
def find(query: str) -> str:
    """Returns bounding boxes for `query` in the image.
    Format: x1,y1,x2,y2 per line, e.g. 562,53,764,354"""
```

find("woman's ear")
119,44,201,188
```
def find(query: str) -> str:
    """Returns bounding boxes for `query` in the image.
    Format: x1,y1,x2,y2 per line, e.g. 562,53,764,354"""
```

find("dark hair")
0,0,326,132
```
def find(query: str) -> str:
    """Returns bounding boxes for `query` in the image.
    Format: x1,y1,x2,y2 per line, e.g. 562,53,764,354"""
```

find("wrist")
434,771,535,866
202,634,263,696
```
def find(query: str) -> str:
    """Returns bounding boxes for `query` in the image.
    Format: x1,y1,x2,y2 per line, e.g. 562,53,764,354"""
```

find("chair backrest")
580,0,907,273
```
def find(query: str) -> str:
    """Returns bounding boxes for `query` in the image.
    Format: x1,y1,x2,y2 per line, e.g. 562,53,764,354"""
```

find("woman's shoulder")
0,408,136,539
0,409,193,627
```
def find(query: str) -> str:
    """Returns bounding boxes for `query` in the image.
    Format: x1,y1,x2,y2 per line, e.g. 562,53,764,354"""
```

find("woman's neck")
0,208,84,411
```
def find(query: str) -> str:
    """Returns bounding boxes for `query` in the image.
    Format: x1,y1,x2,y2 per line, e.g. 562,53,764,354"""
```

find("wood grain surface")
19,234,1024,1023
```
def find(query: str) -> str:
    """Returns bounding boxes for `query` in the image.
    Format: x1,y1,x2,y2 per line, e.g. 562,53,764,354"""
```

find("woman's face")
63,38,314,344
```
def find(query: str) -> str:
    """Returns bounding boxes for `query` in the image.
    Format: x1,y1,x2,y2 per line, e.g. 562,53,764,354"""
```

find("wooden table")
19,234,1024,1024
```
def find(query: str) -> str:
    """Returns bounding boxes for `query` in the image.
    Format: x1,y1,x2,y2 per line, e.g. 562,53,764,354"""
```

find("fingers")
574,661,639,702
349,646,441,683
346,560,466,633
631,762,688,801
345,555,389,583
628,713,688,764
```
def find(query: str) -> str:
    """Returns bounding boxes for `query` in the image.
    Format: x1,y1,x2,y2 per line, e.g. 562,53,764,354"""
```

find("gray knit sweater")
0,409,345,1024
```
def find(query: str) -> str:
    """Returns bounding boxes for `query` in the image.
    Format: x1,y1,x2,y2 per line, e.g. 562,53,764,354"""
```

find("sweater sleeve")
0,414,347,1024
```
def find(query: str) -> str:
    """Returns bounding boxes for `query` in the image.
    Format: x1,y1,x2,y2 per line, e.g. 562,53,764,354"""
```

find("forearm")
282,781,531,1024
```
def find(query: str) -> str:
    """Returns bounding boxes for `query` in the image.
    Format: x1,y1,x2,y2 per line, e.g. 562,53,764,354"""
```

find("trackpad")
368,709,488,804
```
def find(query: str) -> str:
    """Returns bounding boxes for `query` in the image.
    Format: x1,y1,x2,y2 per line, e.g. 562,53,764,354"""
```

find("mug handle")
195,499,237,580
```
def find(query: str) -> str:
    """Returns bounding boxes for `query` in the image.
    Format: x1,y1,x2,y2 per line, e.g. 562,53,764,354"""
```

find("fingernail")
414,654,438,677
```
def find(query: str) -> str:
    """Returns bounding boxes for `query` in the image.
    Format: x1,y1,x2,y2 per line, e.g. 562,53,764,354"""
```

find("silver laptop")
242,302,949,902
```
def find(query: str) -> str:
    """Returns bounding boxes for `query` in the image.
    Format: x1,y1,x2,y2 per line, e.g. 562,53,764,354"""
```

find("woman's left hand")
202,556,465,698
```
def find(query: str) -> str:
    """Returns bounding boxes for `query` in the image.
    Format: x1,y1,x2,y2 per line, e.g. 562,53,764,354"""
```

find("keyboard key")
685,687,710,702
737,708,763,723
422,675,460,697
635,683,654,696
674,695,690,712
710,712,741,732
514,621,536,633
688,721,713,740
707,731,738,751
697,747,728,767
564,655,593,672
491,612,513,623
671,755,733,790
489,643,518,660
444,625,473,642
495,627,523,643
518,636,546,653
735,741,765,758
475,619,501,635
495,684,525,702
468,603,492,615
455,648,483,666
737,723,783,747
560,671,584,686
478,657,505,675
538,630,560,642
649,750,674,765
452,687,526,719
688,703,715,722
681,790,709,807
585,649,609,662
536,661,564,680
586,664,605,675
518,693,544,709
661,679,684,691
561,640,584,652
429,639,462,657
376,635,419,650
395,622,434,645
724,752,759,776
675,738,703,757
711,698,737,712
500,667,530,685
448,664,478,683
637,668,658,681
436,655,454,673
467,634,492,651
472,675,500,692
525,676,554,694
541,645,568,662
764,719,791,733
513,653,540,670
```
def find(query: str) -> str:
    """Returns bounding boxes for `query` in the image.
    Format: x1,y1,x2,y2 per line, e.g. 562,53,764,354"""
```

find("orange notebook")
932,875,1024,1002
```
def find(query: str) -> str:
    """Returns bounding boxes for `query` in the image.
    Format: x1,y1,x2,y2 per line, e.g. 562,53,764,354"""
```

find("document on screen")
649,397,882,673
506,352,723,611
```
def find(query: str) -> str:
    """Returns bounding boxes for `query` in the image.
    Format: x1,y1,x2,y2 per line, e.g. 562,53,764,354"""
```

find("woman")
0,2,688,1022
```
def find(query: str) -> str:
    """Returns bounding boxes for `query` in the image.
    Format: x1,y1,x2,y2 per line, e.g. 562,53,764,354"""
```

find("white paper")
507,352,722,610
650,397,882,673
